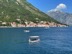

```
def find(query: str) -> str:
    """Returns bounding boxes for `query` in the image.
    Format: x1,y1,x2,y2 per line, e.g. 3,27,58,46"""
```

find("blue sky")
27,0,72,13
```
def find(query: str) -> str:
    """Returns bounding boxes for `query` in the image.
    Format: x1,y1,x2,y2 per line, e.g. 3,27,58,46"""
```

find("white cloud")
56,3,67,10
48,3,67,12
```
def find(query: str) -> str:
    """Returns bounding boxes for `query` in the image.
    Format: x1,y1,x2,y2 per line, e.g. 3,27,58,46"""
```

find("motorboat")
29,36,40,43
24,30,30,32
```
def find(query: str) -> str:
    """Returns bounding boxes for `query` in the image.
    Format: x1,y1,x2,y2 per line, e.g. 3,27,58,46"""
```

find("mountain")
48,10,72,25
0,0,59,24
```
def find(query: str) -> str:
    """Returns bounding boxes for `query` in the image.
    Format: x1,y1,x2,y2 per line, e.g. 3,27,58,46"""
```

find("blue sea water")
0,27,72,54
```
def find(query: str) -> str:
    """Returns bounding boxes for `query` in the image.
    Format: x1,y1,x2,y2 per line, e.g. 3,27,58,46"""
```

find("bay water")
0,27,72,54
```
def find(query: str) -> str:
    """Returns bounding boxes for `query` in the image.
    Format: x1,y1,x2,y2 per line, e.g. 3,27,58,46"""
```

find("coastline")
0,26,68,28
0,21,68,28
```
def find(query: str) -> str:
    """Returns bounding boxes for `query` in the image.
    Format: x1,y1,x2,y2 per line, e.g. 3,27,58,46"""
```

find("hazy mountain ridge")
48,10,72,25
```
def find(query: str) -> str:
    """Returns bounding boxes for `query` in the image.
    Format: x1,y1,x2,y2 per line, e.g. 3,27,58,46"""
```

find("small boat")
24,30,30,32
29,36,40,43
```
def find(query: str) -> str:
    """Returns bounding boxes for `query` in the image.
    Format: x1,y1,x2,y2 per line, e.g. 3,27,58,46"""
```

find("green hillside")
0,0,59,23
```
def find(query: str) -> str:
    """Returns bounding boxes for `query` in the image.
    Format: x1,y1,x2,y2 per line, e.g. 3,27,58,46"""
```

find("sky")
27,0,72,13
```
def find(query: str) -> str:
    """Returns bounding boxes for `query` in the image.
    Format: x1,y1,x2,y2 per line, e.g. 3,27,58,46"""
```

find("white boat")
24,30,30,32
29,36,40,43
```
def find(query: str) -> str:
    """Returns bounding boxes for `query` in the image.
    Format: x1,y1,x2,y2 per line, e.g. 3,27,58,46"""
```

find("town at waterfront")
0,19,67,27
